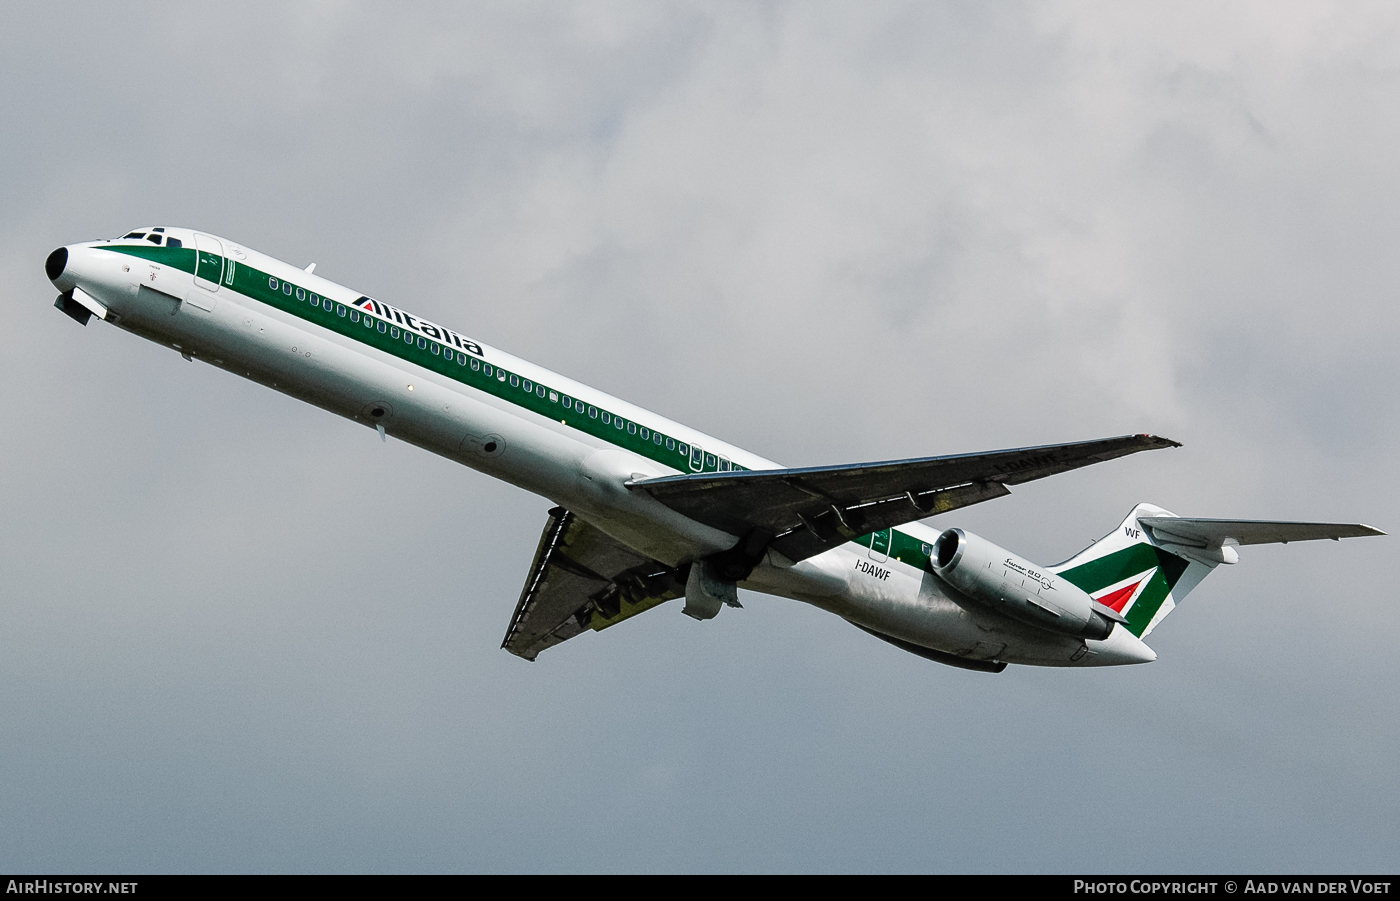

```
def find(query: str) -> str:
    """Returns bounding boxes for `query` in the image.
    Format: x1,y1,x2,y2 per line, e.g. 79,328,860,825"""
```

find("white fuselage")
49,228,1153,668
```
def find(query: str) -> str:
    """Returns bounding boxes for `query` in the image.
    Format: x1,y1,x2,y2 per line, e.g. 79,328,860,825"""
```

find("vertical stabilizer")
1049,504,1213,638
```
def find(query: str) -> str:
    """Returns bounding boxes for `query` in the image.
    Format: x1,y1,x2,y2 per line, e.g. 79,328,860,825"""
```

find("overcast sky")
2,2,1397,873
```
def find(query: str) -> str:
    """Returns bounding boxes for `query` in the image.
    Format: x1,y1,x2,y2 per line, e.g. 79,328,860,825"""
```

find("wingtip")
1141,434,1183,449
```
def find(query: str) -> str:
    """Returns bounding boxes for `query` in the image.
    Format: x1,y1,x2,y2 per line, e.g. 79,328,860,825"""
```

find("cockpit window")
146,234,162,244
151,227,164,233
167,238,182,249
123,232,146,239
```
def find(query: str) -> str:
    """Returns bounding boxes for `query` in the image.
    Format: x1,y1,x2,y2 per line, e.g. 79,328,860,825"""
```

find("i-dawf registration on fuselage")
46,228,1383,672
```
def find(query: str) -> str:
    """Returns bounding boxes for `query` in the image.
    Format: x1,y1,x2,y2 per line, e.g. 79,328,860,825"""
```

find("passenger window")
283,282,293,295
378,321,387,333
510,375,519,387
391,327,400,338
268,277,278,290
704,452,717,469
470,359,479,370
654,433,663,445
677,442,687,455
562,396,571,408
588,406,597,419
350,310,359,322
627,422,636,434
483,364,492,376
336,305,344,317
549,391,558,402
430,343,439,355
600,412,610,424
666,438,675,450
497,371,506,382
417,337,427,349
167,238,182,249
639,428,649,440
537,385,546,397
718,456,731,472
404,332,413,343
522,379,532,392
296,289,305,301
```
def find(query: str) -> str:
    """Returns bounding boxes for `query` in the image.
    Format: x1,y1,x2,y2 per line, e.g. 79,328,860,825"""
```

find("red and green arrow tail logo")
1058,544,1191,637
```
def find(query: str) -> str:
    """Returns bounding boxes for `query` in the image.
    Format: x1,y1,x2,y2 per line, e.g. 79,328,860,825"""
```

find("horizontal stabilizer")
1055,503,1384,638
632,434,1179,564
1140,517,1384,548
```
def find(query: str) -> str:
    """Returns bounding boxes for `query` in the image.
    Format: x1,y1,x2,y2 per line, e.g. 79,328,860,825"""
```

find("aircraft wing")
502,507,687,660
1139,517,1385,547
630,434,1180,564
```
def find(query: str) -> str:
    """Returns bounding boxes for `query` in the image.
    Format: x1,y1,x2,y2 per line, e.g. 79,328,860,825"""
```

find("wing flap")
631,434,1178,563
502,508,686,661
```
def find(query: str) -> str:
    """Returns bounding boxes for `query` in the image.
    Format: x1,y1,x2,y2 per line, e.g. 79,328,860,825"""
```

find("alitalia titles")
349,296,484,358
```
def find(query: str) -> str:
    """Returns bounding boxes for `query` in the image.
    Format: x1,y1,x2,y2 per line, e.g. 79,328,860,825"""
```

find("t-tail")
1051,503,1384,639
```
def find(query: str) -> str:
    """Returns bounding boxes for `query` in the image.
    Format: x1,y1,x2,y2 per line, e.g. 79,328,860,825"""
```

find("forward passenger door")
193,233,225,292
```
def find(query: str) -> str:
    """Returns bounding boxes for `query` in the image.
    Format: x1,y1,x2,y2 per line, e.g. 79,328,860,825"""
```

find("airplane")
44,227,1384,672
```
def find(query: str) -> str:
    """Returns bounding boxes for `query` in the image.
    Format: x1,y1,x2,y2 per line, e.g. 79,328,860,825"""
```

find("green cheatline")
112,244,943,575
110,243,743,477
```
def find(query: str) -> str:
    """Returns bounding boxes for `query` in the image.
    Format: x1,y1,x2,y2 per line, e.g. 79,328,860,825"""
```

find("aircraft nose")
45,246,68,283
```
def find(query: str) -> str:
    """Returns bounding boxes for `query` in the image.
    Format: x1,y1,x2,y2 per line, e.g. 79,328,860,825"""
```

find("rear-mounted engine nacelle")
932,528,1115,641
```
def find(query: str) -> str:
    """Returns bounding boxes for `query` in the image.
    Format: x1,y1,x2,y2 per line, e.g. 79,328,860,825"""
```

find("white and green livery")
45,228,1383,671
